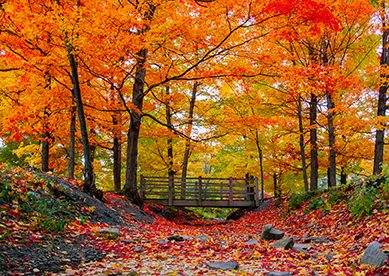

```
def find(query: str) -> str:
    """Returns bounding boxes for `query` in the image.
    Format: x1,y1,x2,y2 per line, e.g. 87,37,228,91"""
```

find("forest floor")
0,165,388,275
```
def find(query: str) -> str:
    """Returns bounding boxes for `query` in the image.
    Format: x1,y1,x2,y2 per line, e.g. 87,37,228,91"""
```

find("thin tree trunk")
326,89,337,187
68,93,76,179
113,115,122,192
41,131,50,172
181,82,198,198
373,1,388,175
322,40,337,188
297,97,309,192
340,167,347,185
123,49,147,206
165,86,175,177
255,131,265,199
310,93,318,191
66,42,95,194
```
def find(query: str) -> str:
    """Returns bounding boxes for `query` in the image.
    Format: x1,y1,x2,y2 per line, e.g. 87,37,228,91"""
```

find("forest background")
0,0,387,203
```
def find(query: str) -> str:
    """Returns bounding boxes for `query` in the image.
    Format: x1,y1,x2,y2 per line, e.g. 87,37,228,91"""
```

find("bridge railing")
140,175,264,207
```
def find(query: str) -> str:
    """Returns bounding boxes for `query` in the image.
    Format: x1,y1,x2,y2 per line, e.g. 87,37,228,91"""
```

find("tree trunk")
310,93,318,191
123,49,147,206
113,115,122,192
373,1,388,175
340,167,347,185
255,131,265,199
66,42,95,194
297,97,309,192
41,131,50,172
181,82,198,198
327,90,337,188
165,86,175,177
68,93,76,179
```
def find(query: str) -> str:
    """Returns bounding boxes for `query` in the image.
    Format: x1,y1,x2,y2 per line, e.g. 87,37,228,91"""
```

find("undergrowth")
287,173,388,219
0,166,78,233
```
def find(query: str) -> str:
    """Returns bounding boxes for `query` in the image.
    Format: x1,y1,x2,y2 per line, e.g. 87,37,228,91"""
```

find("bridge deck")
140,176,266,208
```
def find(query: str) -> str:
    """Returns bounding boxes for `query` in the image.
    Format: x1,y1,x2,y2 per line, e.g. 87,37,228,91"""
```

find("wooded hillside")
0,0,387,201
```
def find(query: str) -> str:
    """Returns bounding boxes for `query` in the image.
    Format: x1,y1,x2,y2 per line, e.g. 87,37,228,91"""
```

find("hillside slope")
0,165,388,275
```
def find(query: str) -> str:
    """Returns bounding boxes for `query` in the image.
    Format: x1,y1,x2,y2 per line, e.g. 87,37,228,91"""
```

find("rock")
158,239,168,245
302,236,329,243
97,228,121,236
292,243,314,254
360,242,388,268
167,235,184,242
134,246,143,253
244,238,260,246
196,235,211,242
270,238,294,250
266,272,292,276
207,261,239,270
261,224,285,240
121,238,139,244
180,235,194,241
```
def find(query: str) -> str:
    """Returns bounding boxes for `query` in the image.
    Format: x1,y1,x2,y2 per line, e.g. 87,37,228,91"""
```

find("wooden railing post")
229,177,233,206
254,177,259,206
168,174,174,206
140,175,146,201
198,176,202,206
220,182,223,200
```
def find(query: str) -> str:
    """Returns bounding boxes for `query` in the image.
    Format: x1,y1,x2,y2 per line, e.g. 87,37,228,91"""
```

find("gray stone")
207,261,239,270
261,224,285,240
97,227,121,236
121,238,139,244
360,241,387,268
302,236,329,243
180,235,194,241
244,238,260,246
270,238,294,250
134,246,143,253
167,235,184,242
158,239,168,245
266,271,292,276
196,234,211,242
292,243,314,254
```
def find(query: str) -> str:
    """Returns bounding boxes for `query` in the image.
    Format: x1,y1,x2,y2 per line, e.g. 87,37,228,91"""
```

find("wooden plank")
145,199,257,208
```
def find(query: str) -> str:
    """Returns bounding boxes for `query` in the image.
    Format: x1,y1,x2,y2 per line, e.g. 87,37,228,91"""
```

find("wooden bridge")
139,176,268,208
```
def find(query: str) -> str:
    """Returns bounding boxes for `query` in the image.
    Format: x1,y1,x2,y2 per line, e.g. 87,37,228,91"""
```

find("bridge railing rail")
140,175,265,207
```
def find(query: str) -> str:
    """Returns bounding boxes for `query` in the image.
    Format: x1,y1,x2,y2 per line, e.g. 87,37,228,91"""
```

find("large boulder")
360,242,388,268
261,224,285,240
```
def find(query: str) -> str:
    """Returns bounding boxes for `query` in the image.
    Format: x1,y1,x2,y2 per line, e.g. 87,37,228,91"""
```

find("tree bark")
373,1,388,175
123,49,147,206
255,131,265,199
113,115,122,192
68,93,76,179
41,131,50,172
165,86,175,177
297,97,309,192
326,89,337,187
66,42,95,194
309,93,318,191
181,82,198,198
340,167,347,185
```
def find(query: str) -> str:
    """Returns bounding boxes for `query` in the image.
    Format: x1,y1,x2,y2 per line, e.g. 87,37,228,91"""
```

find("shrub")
348,186,380,219
328,189,344,205
288,192,314,209
309,197,324,210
